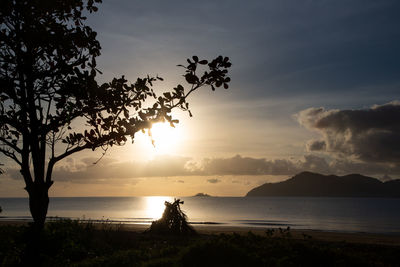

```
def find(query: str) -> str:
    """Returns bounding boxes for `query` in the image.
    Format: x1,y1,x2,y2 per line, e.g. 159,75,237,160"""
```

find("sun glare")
145,196,173,220
150,122,183,154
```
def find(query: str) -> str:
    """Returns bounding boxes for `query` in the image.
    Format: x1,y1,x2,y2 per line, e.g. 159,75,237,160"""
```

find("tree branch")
0,137,22,154
0,147,22,166
53,143,90,164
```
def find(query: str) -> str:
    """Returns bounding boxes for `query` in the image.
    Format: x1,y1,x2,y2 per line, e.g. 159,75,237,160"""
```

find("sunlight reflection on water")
1,197,400,233
144,196,174,220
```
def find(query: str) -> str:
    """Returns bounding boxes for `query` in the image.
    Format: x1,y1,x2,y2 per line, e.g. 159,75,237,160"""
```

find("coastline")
2,220,400,246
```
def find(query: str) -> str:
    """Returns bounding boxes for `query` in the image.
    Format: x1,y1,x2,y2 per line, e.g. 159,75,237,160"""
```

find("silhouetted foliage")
1,222,400,266
0,163,3,215
0,0,231,229
148,199,196,235
0,223,400,266
0,163,3,217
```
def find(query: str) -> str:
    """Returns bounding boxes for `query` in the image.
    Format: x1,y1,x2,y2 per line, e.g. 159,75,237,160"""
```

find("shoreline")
1,220,400,246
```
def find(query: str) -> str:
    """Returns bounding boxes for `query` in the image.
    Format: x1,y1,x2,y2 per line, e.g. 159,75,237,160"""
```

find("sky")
1,0,400,197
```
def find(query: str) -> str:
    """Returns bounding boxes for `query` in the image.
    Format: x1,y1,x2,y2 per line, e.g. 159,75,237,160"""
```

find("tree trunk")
26,181,52,231
22,181,52,265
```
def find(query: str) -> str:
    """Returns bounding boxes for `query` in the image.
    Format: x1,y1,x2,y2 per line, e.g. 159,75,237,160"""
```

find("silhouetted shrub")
147,199,196,235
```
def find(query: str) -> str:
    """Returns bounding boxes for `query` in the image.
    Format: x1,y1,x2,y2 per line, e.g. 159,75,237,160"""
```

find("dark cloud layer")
201,155,298,176
297,101,400,163
7,155,195,183
6,153,400,184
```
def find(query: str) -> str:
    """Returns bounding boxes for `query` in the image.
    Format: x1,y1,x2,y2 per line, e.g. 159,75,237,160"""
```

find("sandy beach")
2,220,399,246
127,224,400,246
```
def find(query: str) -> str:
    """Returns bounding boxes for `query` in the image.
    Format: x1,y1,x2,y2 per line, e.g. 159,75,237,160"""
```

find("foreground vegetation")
0,220,399,266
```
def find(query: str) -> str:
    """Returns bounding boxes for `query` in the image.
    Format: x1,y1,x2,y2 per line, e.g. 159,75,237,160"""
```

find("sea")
1,196,400,234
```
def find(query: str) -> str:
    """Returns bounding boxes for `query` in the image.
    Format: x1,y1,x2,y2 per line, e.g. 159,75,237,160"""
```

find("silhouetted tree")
0,164,1,214
148,199,196,235
0,0,231,230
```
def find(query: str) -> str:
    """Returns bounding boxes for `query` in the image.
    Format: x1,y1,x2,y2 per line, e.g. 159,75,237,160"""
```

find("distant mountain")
246,171,400,197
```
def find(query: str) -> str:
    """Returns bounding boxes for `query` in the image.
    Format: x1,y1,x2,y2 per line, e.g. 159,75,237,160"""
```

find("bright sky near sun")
149,122,184,155
1,0,400,197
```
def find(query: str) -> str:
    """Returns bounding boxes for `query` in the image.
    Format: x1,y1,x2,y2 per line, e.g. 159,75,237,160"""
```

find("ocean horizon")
1,196,400,234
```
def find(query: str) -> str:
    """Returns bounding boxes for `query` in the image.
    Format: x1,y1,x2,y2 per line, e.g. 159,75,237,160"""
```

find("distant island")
246,171,400,197
193,193,211,197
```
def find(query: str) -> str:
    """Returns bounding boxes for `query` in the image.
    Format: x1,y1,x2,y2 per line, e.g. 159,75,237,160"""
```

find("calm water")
1,197,400,234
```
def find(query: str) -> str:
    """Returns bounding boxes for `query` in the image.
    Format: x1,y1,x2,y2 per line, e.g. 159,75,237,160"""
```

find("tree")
0,0,231,230
0,164,2,213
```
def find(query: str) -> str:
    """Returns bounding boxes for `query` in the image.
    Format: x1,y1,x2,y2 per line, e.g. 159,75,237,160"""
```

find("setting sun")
150,122,183,154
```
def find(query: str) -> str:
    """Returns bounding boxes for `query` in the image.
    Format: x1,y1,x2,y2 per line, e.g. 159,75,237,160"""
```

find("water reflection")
2,197,399,232
144,196,173,220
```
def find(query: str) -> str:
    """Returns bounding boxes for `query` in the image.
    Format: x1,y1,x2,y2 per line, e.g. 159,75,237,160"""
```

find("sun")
150,122,183,154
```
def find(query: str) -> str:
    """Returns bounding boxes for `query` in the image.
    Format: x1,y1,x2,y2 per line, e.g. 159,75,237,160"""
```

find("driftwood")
147,199,196,235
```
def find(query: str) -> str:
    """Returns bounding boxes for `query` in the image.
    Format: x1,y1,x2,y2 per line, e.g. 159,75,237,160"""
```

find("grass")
1,220,399,266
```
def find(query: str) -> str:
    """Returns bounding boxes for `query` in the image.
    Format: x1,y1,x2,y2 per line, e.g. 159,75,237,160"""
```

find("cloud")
6,155,197,183
5,152,400,185
207,178,221,184
297,101,400,164
200,154,326,176
6,154,301,182
200,154,400,177
201,155,298,175
306,140,326,151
